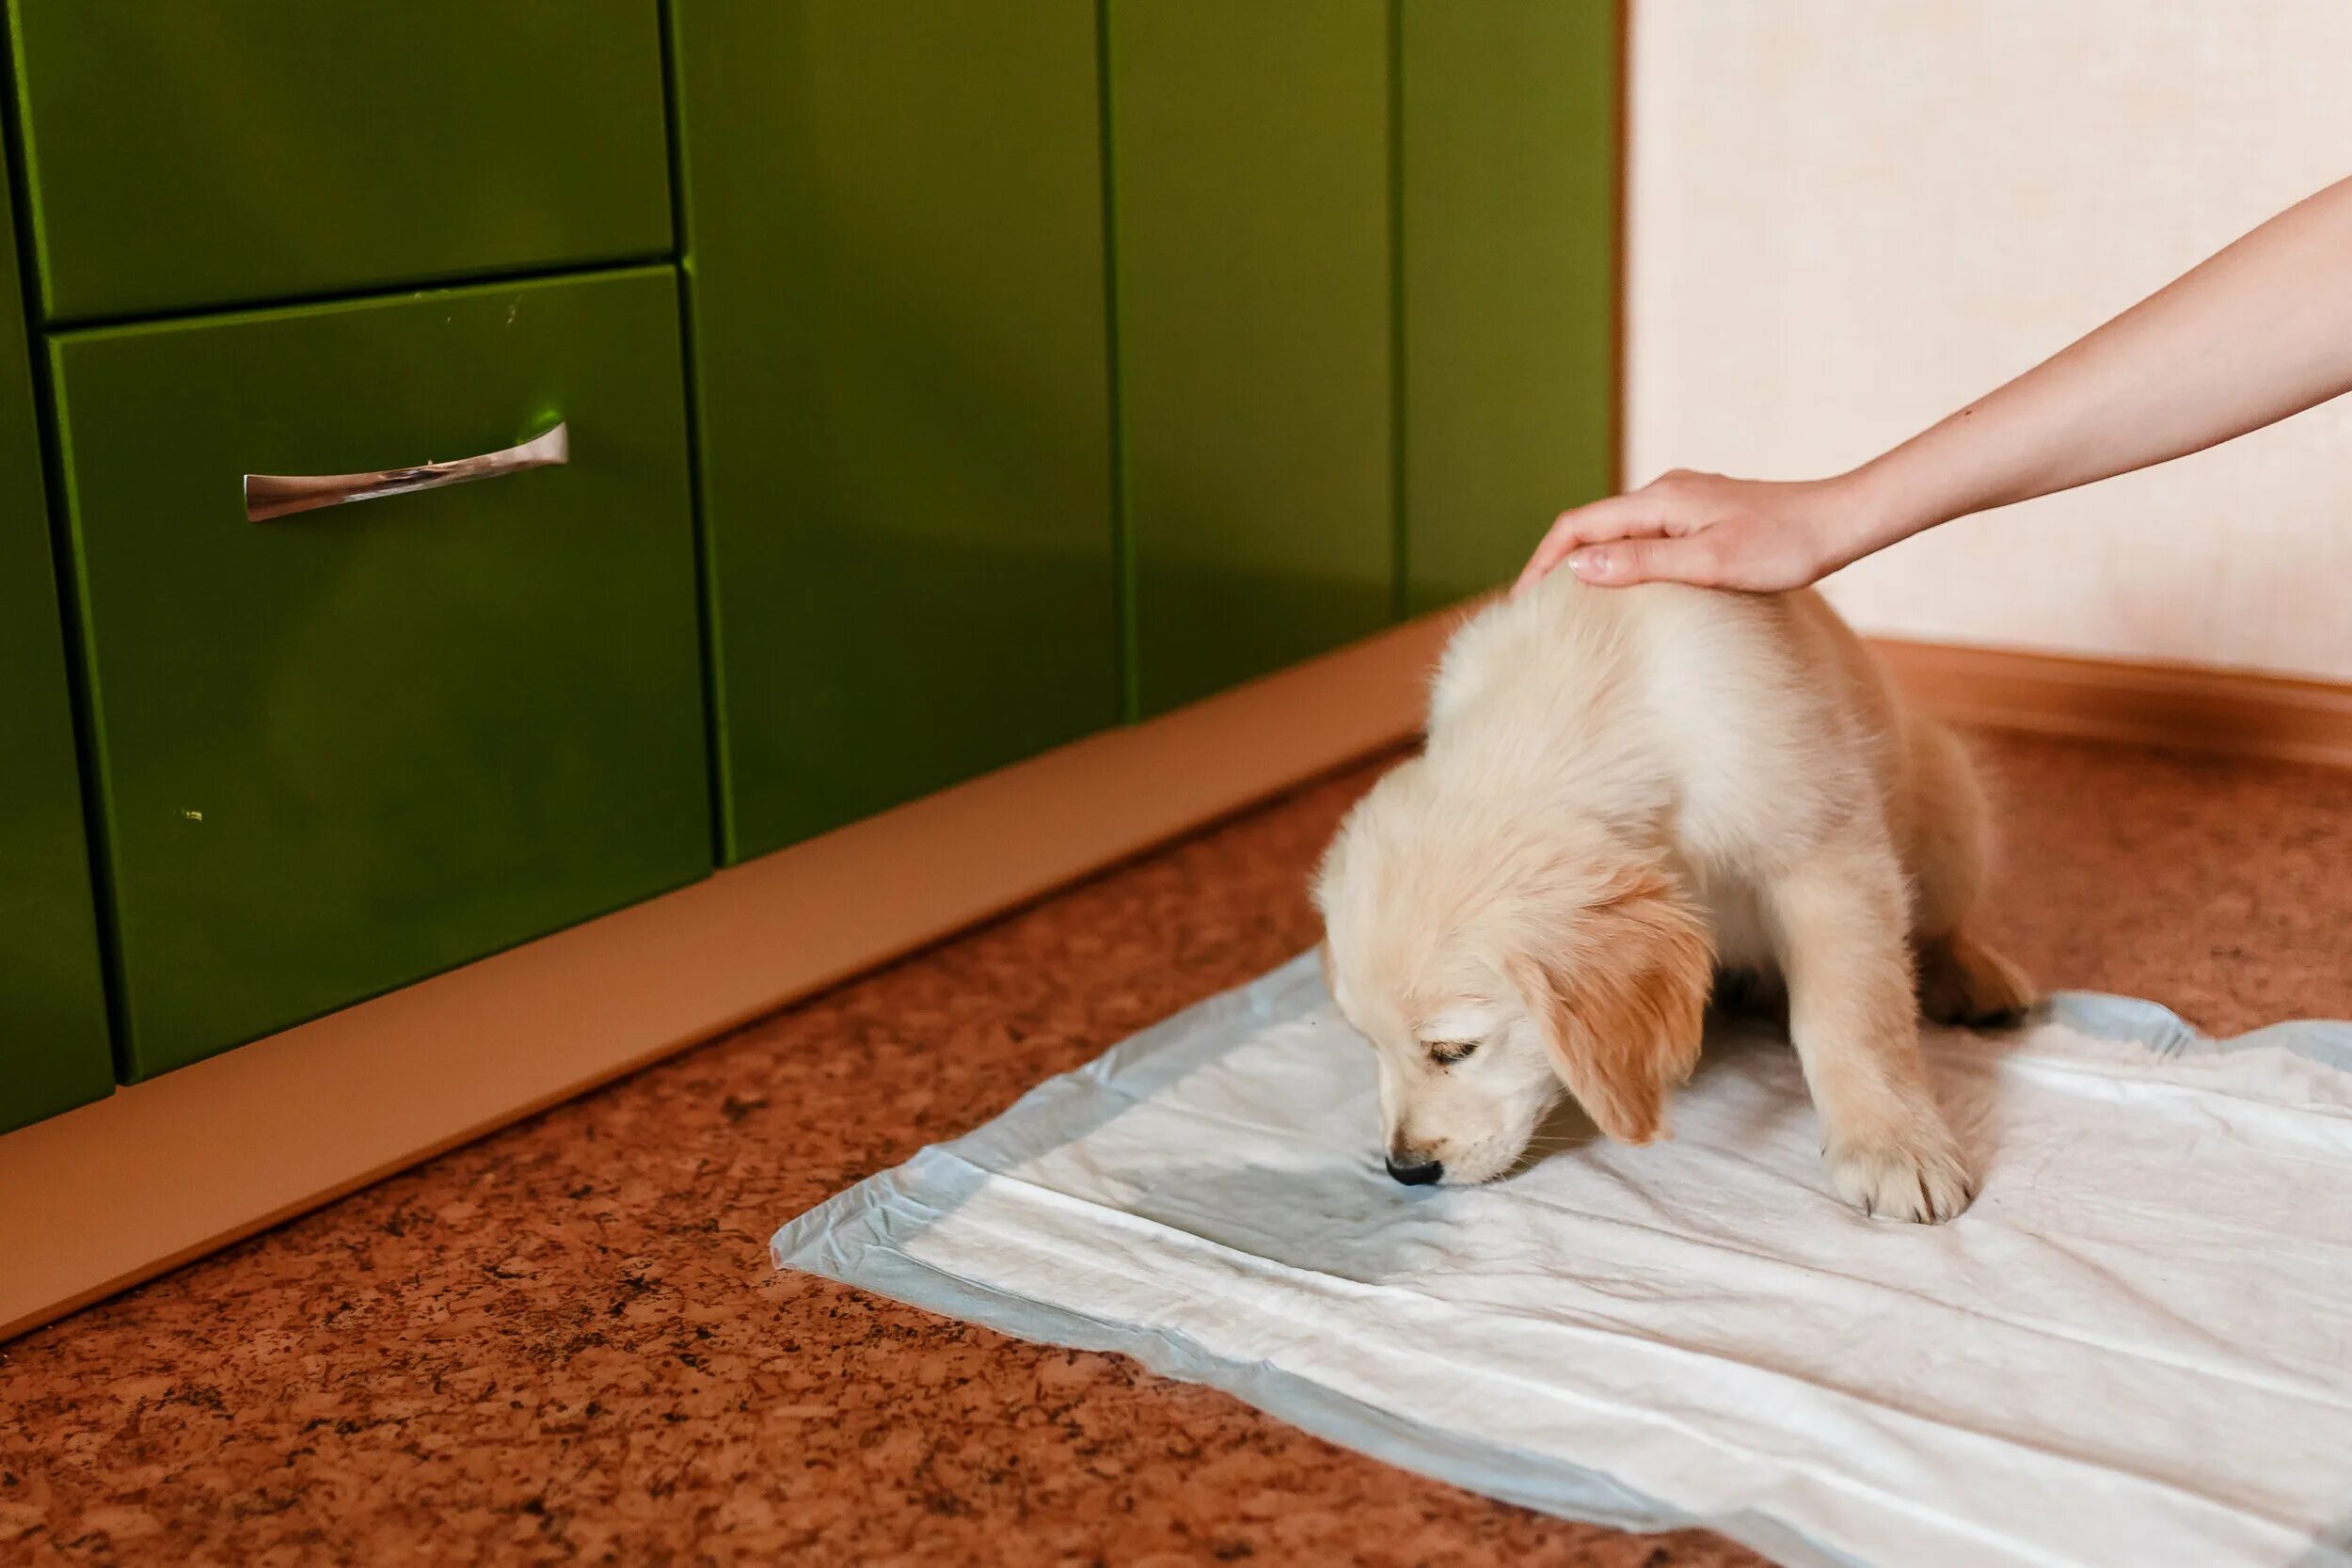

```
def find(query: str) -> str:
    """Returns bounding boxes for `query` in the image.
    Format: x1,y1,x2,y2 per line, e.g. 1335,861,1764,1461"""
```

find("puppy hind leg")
1916,928,2036,1027
1901,720,2037,1027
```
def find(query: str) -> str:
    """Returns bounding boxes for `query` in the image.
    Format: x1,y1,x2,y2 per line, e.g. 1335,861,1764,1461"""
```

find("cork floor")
5,732,2350,1567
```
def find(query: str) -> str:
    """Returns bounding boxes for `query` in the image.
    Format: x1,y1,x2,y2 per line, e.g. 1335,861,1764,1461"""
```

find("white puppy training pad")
771,955,2352,1568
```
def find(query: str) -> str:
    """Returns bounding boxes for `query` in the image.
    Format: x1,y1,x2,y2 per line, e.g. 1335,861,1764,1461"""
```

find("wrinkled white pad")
773,954,2352,1568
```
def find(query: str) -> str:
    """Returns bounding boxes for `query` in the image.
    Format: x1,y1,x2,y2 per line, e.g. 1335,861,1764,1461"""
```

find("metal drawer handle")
244,421,569,522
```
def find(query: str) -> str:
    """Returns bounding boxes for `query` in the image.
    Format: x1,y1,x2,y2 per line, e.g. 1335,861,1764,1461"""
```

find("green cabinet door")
0,157,111,1133
1107,0,1395,716
1400,0,1618,612
10,1,674,324
674,0,1120,862
50,268,710,1079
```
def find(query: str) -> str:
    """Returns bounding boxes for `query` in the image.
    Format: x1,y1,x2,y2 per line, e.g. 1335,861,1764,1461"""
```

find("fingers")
1512,494,1671,595
1520,471,1834,593
1565,534,1724,588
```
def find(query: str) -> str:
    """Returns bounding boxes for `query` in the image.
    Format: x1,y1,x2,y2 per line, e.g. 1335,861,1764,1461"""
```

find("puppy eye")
1426,1039,1479,1066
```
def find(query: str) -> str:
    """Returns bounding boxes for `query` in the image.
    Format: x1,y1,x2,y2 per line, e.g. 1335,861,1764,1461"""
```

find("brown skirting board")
4,621,2344,1342
0,613,1456,1342
1874,638,2352,771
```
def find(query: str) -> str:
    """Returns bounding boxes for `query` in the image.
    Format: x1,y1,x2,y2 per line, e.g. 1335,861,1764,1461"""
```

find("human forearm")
1836,174,2352,551
1519,173,2352,594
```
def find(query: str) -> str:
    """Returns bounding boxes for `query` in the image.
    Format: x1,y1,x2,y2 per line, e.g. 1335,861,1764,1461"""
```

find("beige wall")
1626,1,2352,680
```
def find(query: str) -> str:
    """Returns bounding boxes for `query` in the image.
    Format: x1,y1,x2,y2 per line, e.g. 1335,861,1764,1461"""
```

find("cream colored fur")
1312,576,2034,1223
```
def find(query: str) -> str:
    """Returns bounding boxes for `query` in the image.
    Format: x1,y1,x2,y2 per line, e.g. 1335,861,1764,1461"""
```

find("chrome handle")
244,421,569,522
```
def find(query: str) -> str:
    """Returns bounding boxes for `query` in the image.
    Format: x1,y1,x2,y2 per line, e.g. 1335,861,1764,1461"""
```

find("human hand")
1513,469,1878,595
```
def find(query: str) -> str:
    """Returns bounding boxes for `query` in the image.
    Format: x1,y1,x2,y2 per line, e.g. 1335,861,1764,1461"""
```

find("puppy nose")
1385,1153,1444,1186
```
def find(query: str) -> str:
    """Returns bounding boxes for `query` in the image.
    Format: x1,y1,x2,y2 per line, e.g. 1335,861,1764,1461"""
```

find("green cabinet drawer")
1400,0,1618,612
9,1,674,325
50,267,710,1079
0,154,111,1133
674,0,1119,862
1108,0,1395,716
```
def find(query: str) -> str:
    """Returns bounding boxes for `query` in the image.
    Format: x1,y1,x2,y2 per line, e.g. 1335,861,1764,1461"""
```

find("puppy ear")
1504,869,1711,1144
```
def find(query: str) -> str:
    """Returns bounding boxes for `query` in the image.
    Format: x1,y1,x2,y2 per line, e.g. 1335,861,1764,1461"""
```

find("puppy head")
1313,761,1711,1186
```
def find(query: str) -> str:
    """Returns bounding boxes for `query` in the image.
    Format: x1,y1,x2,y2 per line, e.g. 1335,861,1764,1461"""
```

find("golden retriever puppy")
1312,576,2032,1222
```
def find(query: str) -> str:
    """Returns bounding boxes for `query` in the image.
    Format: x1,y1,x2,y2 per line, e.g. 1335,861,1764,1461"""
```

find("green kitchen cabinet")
1400,0,1618,612
49,267,710,1079
0,156,112,1133
9,0,674,324
1107,0,1395,716
673,0,1120,862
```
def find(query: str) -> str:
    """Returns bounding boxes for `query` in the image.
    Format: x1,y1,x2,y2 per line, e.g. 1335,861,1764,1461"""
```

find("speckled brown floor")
4,733,2349,1568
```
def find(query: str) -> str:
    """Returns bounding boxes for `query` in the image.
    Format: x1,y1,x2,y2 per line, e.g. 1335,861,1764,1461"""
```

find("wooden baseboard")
0,613,1454,1343
1872,638,2352,771
10,621,2340,1343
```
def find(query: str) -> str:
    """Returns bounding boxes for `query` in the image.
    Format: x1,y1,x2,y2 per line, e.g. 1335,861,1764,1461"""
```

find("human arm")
1518,174,2352,592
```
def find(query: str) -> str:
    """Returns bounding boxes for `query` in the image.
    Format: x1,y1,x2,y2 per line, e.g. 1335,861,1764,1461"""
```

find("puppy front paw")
1825,1129,1973,1223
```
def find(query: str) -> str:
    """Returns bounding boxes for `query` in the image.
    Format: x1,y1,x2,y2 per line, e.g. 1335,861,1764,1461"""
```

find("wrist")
1816,458,1941,568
